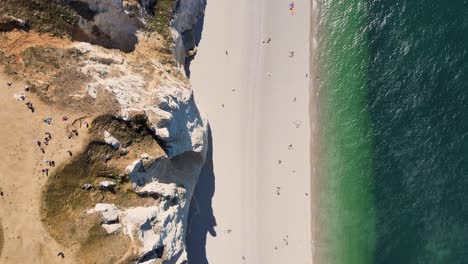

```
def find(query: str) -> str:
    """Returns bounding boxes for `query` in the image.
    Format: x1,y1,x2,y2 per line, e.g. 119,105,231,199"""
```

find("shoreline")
309,0,321,261
314,1,376,263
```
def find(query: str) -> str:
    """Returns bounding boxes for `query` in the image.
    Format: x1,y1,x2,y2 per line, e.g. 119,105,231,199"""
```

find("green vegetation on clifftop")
0,0,78,36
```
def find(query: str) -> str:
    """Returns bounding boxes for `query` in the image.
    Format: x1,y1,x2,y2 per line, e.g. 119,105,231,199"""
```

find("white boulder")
102,223,122,234
87,203,119,224
99,181,116,191
104,131,120,150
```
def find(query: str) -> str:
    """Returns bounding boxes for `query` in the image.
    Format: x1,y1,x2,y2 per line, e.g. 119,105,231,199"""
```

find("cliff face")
0,0,208,263
76,43,206,264
80,44,206,264
172,0,206,67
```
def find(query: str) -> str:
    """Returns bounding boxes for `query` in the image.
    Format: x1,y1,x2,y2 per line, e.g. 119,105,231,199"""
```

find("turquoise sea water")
318,0,468,263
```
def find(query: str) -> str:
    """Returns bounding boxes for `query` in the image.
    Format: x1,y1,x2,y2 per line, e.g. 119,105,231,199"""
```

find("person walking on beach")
26,102,34,112
263,37,271,44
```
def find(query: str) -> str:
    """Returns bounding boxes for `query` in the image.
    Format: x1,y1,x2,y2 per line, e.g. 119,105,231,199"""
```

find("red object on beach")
62,116,68,121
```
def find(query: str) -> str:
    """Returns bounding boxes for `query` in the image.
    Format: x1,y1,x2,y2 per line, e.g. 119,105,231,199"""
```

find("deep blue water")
318,0,468,263
368,0,468,263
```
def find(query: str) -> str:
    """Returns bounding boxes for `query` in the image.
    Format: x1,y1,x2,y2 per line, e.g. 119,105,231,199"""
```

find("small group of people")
45,159,56,167
67,129,79,139
12,83,35,113
41,168,49,176
262,37,272,44
43,117,52,125
17,93,26,101
33,139,45,153
35,131,53,150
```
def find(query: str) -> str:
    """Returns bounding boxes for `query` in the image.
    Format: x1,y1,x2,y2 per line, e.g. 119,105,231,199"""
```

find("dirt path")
0,70,90,264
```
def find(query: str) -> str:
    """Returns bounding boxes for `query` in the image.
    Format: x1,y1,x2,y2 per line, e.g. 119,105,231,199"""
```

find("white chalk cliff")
80,1,208,262
172,0,207,67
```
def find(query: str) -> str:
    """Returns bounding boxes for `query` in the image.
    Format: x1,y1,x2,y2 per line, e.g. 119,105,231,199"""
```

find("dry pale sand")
189,0,313,263
0,69,90,264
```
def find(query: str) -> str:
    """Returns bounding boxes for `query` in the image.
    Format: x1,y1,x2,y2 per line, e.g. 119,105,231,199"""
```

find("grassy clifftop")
1,0,174,42
0,0,78,36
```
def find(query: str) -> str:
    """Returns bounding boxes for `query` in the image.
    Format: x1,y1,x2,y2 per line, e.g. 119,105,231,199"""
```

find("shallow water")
318,0,468,263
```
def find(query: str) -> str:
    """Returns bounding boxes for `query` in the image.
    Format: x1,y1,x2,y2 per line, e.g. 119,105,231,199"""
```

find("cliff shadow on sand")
187,124,216,264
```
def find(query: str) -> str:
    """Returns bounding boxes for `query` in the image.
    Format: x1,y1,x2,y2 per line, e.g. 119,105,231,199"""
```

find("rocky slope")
0,0,207,263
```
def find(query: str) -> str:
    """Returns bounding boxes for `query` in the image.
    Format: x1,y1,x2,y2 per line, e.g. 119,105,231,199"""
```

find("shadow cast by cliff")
187,124,216,264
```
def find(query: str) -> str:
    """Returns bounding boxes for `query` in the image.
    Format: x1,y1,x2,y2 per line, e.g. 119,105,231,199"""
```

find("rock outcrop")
172,0,207,67
0,15,29,32
74,39,207,262
68,0,140,52
71,18,207,264
103,130,120,150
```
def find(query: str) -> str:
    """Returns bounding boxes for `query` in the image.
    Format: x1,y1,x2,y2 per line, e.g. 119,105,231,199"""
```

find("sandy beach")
188,0,313,263
0,69,90,263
